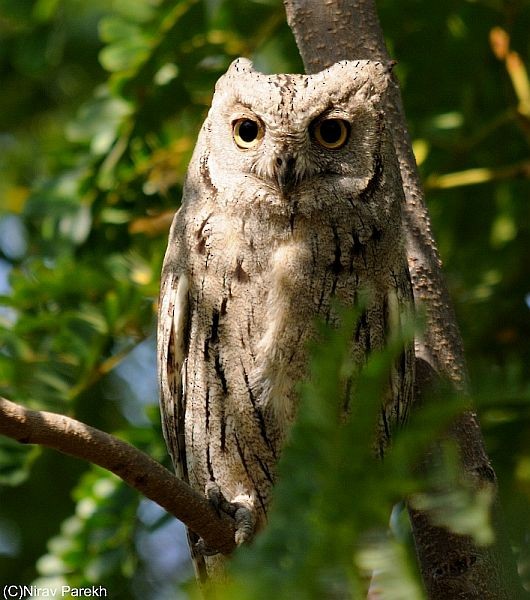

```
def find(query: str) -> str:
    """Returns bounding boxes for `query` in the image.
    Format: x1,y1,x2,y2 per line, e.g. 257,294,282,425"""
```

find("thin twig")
425,159,530,190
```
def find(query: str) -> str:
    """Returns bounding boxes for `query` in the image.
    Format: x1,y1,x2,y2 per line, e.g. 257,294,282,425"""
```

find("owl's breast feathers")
159,188,413,485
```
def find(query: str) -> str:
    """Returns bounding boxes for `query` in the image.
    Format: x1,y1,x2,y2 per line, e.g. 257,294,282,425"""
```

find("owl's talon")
205,481,238,518
205,482,256,546
205,481,226,516
234,505,254,545
195,538,220,557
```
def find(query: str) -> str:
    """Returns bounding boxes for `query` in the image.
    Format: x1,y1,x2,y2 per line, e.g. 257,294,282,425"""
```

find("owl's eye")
233,118,263,149
313,118,350,149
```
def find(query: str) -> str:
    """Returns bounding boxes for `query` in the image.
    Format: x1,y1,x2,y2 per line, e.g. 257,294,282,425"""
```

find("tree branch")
0,396,236,555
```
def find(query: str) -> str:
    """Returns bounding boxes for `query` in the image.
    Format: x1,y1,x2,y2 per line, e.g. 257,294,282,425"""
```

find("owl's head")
199,58,393,212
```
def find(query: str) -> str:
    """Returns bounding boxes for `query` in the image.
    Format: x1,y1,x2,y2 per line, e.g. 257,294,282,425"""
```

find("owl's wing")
158,257,212,581
157,221,211,582
157,232,189,479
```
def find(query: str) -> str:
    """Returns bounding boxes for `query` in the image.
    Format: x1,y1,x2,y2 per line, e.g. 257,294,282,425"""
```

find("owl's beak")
275,155,297,196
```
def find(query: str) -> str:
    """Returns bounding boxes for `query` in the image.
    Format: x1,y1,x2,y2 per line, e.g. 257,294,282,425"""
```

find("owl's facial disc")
228,103,354,199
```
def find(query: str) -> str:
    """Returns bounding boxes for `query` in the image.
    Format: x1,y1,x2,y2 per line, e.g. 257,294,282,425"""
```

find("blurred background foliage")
0,0,529,597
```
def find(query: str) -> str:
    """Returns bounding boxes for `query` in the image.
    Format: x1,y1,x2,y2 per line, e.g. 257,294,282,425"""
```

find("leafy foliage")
0,0,529,597
34,468,140,592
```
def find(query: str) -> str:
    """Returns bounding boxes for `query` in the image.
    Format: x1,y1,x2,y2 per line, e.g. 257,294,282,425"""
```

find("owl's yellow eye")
313,118,350,149
233,118,264,149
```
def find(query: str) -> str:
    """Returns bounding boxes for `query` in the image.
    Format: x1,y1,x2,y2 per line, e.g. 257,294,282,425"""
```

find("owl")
158,58,414,580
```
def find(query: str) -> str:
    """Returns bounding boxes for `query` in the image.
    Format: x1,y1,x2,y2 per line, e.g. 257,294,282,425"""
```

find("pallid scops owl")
158,58,414,580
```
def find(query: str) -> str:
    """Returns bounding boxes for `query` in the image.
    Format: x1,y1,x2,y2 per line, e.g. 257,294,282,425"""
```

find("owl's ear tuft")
351,60,392,105
227,57,255,75
323,60,391,105
214,58,255,95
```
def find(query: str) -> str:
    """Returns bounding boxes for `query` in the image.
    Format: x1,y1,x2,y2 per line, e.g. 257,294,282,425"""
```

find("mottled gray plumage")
158,58,414,580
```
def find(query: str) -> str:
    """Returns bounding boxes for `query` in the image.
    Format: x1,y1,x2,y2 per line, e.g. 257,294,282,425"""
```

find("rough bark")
283,0,522,597
0,396,237,555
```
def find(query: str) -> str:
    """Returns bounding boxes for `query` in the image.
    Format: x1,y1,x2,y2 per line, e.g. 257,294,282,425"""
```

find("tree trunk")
283,1,522,597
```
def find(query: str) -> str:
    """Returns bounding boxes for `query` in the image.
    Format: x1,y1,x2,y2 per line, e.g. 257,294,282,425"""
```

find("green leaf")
99,16,143,44
66,94,133,155
99,38,151,73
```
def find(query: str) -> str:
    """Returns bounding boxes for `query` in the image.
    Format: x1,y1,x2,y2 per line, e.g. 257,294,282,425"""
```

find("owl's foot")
196,482,255,555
